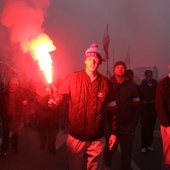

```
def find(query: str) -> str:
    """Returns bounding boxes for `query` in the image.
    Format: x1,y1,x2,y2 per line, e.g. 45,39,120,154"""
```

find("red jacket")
58,70,117,141
156,76,170,127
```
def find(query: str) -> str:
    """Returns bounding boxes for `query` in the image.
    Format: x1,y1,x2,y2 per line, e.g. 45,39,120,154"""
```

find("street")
0,119,162,170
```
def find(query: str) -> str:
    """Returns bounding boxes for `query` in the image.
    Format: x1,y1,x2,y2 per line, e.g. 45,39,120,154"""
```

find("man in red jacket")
156,64,170,169
48,43,118,170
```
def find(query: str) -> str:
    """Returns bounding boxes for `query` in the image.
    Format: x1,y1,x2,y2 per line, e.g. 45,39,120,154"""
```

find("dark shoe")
49,149,56,154
0,152,8,159
12,148,19,153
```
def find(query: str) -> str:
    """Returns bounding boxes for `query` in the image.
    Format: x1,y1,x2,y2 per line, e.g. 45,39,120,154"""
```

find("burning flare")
22,33,56,84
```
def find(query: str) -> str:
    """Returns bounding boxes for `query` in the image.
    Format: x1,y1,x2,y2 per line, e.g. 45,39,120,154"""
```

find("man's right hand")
48,98,60,109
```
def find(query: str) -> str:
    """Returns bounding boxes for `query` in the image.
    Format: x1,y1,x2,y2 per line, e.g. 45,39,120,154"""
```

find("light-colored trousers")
161,125,170,166
66,134,106,170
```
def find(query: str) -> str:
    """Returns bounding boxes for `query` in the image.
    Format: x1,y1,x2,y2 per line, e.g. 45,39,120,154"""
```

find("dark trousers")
119,125,135,170
141,104,157,148
104,123,135,170
56,104,68,130
1,115,21,153
37,109,57,150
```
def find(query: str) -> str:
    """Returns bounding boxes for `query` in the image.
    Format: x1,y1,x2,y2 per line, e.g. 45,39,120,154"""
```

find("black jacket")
0,88,27,118
139,79,157,103
110,76,140,129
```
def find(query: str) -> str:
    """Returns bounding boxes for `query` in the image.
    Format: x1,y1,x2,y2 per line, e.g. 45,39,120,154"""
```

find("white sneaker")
141,148,147,153
147,146,154,152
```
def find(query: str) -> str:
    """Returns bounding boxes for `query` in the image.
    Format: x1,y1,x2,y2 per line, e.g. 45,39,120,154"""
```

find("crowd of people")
0,43,169,170
0,77,68,158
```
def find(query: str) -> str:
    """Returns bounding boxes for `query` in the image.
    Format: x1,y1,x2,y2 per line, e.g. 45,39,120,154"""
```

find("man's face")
114,65,126,77
85,56,100,73
9,82,18,92
9,78,19,92
146,73,153,81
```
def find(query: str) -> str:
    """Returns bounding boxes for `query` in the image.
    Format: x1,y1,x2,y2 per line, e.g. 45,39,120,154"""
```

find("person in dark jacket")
156,67,170,169
48,43,118,170
104,61,140,170
139,70,158,153
0,77,28,158
36,81,58,154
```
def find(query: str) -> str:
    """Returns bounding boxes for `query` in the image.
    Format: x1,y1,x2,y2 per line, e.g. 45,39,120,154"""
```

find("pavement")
0,123,69,170
0,119,163,170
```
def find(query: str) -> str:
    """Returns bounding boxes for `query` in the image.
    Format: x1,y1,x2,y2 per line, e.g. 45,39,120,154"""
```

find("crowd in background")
0,43,169,170
0,77,68,158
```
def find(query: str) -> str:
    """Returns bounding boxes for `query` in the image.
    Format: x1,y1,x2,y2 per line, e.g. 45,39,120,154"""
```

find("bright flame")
22,33,56,84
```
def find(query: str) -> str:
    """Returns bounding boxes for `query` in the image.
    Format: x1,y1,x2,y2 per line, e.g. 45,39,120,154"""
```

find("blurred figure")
153,65,158,81
125,69,140,90
125,69,134,82
0,77,28,158
105,61,140,170
54,79,68,131
36,82,58,154
56,97,68,132
139,70,157,153
156,64,170,169
22,80,38,127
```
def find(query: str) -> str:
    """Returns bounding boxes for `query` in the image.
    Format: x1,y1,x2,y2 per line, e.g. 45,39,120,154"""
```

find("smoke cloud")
0,0,53,83
1,0,51,46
